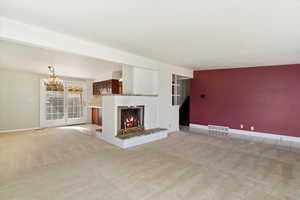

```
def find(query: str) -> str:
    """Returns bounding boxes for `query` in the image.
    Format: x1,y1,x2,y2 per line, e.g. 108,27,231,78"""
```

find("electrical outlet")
250,126,254,131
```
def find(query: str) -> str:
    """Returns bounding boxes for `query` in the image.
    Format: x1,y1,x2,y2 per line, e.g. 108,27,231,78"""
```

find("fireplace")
117,105,144,137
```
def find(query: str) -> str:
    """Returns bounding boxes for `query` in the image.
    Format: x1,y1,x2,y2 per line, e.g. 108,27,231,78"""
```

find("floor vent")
208,125,229,136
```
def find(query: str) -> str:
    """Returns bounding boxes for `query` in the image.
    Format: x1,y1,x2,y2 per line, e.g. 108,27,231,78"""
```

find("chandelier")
44,66,64,91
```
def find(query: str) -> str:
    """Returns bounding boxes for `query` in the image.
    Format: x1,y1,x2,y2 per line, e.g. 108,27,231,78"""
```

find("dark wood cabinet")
93,79,121,95
91,79,122,126
92,108,102,126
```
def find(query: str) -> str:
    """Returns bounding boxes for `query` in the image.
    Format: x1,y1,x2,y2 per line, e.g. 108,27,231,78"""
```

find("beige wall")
0,68,92,131
0,68,41,130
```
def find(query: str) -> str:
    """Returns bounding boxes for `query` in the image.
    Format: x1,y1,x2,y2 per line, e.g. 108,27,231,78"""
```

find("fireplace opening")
117,105,144,137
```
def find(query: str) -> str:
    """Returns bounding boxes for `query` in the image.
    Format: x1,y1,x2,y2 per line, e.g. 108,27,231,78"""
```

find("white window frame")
172,74,181,106
40,79,87,128
65,80,87,125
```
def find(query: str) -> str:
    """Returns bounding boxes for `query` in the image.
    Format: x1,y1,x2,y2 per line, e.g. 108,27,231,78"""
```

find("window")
67,87,83,119
40,80,86,127
45,90,64,120
172,74,180,105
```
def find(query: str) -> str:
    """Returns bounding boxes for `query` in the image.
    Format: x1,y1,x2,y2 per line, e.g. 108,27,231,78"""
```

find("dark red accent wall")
190,64,300,137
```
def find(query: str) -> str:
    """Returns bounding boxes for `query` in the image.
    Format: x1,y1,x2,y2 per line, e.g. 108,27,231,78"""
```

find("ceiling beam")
0,17,193,78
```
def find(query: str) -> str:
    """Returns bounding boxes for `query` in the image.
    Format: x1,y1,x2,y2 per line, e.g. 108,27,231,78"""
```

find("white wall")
112,70,122,80
0,17,193,133
93,72,114,82
122,65,158,95
121,66,186,131
102,96,116,140
0,17,193,78
0,68,40,130
157,69,179,131
0,67,92,131
122,65,134,94
132,67,158,95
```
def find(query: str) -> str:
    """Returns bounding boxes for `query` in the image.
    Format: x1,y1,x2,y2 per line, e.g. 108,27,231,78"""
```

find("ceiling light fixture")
44,66,64,91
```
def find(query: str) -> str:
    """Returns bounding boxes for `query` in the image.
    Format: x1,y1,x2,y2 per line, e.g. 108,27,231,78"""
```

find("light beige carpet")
0,126,299,200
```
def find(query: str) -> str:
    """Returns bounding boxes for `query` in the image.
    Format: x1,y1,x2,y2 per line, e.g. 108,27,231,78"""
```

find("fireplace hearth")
117,105,144,137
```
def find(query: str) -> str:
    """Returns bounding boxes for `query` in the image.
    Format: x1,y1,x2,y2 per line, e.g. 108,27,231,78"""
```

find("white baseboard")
0,123,95,134
120,131,168,148
190,123,300,143
97,130,168,149
190,124,208,130
0,127,41,134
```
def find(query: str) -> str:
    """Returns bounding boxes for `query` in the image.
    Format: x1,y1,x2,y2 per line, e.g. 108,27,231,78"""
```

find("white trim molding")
40,79,88,128
190,123,300,143
0,127,40,134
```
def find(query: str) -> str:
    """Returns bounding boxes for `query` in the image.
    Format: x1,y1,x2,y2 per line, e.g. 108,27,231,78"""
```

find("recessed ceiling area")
1,0,300,70
0,40,122,80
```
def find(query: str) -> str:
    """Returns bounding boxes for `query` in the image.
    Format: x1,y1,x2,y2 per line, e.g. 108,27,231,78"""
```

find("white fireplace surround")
97,95,168,148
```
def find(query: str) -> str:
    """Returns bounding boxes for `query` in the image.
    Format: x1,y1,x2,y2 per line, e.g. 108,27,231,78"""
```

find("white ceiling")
1,0,300,70
0,40,122,79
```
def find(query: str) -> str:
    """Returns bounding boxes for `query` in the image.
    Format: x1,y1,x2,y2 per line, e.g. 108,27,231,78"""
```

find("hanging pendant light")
44,66,64,91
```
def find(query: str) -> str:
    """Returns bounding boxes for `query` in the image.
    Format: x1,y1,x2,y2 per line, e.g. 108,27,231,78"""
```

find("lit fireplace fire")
118,105,145,137
124,116,139,128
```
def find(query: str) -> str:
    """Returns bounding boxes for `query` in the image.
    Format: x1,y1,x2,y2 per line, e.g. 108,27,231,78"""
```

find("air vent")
208,125,229,136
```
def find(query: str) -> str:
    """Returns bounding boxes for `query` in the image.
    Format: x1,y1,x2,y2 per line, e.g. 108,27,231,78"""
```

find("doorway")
40,80,87,127
178,78,191,126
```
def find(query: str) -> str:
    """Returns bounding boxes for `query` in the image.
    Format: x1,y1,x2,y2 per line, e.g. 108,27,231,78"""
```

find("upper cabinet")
93,79,122,95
